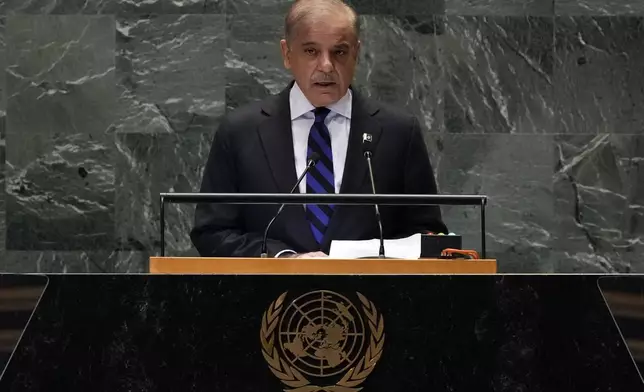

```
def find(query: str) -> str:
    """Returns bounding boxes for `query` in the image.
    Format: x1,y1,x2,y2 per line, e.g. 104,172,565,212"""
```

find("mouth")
313,81,336,88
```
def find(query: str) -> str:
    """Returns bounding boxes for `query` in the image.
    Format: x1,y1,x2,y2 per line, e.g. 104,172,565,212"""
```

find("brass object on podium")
260,291,385,391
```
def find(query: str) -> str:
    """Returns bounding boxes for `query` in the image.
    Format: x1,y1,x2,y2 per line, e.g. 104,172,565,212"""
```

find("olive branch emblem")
260,291,385,392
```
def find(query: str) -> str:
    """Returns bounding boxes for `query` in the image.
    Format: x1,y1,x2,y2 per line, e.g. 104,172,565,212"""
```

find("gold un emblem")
260,290,385,392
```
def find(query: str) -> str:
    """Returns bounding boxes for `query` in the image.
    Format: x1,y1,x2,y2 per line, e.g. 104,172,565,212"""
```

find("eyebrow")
300,41,352,49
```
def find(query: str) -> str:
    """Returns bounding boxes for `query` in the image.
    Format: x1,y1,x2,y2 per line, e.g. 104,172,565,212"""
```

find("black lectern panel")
0,275,641,392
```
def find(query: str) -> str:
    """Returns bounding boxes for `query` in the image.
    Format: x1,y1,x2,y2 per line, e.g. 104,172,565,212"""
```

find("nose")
317,51,333,73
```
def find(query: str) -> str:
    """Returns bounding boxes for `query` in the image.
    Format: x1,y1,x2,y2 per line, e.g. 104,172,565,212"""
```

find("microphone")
260,152,320,257
362,133,386,259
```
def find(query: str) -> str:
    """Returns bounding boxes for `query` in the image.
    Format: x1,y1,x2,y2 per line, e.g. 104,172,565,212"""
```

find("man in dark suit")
190,0,447,258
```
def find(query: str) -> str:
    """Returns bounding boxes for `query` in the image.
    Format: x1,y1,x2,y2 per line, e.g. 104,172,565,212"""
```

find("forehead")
291,14,357,44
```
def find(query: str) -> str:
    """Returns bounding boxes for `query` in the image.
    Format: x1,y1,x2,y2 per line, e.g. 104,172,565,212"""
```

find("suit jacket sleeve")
190,119,295,257
400,116,449,235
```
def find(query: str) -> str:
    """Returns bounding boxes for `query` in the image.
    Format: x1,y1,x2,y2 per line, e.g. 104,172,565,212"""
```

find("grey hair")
284,0,360,44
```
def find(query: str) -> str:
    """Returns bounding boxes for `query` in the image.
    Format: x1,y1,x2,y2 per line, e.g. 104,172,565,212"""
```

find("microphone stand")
260,154,319,257
364,150,386,259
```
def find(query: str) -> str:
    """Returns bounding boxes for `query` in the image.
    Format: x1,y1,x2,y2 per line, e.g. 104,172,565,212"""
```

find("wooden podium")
149,257,497,274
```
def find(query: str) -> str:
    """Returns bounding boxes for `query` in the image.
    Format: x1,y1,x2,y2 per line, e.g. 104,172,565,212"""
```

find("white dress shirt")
289,82,352,194
274,83,352,257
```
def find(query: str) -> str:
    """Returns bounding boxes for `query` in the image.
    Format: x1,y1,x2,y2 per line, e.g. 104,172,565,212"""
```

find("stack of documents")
328,233,421,259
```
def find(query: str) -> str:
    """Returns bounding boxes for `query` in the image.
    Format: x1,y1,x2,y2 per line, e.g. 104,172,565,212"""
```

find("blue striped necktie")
306,107,334,245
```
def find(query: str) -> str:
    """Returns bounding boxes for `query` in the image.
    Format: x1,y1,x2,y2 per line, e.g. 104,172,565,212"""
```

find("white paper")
328,233,422,259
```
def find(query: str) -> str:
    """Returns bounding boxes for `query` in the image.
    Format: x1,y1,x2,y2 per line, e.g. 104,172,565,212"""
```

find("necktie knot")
313,107,330,124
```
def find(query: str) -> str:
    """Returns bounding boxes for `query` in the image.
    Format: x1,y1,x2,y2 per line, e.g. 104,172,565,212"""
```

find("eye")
335,49,347,56
305,48,317,55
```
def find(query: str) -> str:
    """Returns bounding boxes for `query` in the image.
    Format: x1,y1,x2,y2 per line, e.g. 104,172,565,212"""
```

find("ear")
354,40,361,62
280,39,291,69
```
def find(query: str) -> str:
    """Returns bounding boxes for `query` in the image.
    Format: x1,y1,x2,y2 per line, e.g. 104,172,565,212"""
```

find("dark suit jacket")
190,82,448,257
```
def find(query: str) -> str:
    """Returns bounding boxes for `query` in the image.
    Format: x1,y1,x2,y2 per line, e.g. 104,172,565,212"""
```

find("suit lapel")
322,88,382,250
339,100,382,194
257,86,299,194
257,83,318,250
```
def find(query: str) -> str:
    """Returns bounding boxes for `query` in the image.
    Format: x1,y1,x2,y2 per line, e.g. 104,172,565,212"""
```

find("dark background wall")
0,0,642,273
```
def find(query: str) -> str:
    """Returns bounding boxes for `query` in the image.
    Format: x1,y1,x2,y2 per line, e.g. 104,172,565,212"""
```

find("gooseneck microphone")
260,152,320,258
362,133,386,259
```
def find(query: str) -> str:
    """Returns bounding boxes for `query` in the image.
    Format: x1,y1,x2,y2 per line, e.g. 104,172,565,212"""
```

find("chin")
310,91,342,107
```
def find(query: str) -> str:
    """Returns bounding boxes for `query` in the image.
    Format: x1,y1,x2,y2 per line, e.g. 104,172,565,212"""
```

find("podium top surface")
149,256,497,274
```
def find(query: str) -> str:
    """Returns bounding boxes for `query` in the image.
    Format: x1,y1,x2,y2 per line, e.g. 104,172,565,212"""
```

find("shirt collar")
289,81,352,120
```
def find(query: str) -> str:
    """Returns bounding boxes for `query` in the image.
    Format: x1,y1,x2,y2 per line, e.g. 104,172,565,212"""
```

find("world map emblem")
260,290,385,392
